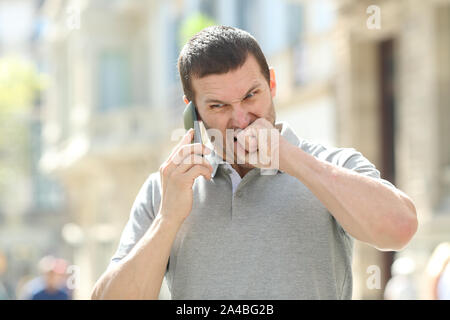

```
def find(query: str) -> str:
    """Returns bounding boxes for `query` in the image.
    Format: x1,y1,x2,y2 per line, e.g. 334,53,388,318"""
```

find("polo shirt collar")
206,121,300,178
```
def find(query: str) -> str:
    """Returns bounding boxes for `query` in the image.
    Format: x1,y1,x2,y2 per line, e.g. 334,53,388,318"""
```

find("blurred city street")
0,0,449,300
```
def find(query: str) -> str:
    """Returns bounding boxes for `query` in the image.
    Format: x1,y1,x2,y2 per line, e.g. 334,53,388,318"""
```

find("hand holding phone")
158,129,213,224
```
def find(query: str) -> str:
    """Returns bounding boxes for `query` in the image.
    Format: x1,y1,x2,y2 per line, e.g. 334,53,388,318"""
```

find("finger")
254,117,273,129
172,143,212,165
235,138,249,165
160,130,194,178
174,154,213,174
247,135,258,153
168,128,194,161
237,127,258,153
258,130,271,166
184,164,213,182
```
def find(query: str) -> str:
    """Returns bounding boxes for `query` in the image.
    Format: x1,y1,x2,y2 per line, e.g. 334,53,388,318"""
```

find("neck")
230,164,253,178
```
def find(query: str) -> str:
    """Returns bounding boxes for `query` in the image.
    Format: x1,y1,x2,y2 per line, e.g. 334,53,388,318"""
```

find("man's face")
189,54,277,167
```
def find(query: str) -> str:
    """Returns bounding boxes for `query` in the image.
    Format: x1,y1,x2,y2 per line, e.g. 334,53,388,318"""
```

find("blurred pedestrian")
0,251,11,300
425,242,450,299
21,255,71,300
384,256,417,299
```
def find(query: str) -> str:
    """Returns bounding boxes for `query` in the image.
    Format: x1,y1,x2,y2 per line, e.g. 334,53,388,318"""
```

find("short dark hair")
177,25,270,104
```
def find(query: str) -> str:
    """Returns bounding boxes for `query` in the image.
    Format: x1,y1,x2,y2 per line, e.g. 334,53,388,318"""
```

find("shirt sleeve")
299,140,396,189
107,172,168,273
338,148,397,190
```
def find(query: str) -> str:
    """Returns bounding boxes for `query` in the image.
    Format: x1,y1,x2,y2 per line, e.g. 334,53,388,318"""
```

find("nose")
231,102,251,129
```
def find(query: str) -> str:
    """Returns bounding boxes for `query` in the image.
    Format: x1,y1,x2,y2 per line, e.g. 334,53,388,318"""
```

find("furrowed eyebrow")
204,82,262,105
242,83,261,99
204,97,227,105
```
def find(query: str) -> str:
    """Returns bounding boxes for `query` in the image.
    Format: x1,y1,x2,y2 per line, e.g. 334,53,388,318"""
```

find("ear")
269,67,277,98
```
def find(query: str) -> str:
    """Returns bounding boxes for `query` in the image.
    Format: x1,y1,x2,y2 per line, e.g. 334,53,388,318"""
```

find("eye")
210,104,225,109
244,91,258,100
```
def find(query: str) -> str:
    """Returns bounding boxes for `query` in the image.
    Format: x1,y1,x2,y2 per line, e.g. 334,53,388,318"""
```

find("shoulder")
298,139,364,168
143,171,161,191
136,172,161,202
299,138,397,188
131,171,162,220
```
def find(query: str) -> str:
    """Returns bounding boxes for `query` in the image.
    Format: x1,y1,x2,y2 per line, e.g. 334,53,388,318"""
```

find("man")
23,256,71,300
0,251,11,300
91,26,418,300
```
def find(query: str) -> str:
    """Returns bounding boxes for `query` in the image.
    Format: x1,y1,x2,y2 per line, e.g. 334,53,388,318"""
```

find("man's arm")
280,141,418,251
91,129,213,299
91,214,181,299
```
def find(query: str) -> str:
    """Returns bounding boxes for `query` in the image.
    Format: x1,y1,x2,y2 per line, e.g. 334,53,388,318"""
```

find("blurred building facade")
35,0,450,300
333,0,450,299
37,0,184,299
0,0,68,299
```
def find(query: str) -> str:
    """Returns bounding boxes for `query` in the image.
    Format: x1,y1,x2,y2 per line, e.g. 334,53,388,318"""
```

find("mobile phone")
183,101,202,144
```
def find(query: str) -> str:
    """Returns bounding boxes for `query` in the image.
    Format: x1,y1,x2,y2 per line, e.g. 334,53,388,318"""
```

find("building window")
98,50,132,112
287,2,303,46
292,0,335,86
199,0,218,19
236,0,259,36
234,0,303,57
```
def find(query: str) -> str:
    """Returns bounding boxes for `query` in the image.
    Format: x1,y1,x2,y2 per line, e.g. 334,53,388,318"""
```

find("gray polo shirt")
109,121,396,299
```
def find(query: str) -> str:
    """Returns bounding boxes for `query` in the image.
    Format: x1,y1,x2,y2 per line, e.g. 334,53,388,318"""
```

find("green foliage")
0,56,47,208
178,12,216,48
0,56,47,113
